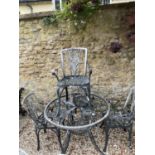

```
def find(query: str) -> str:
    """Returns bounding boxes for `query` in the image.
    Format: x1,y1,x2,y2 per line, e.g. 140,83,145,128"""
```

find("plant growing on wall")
110,41,122,53
42,14,58,26
43,0,100,29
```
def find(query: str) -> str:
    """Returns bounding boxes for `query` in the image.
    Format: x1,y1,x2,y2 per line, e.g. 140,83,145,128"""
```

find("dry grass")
19,117,135,155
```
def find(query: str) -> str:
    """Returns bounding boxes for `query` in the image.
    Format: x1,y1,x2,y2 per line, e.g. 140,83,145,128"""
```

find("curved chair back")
60,48,88,77
123,86,135,113
22,92,40,123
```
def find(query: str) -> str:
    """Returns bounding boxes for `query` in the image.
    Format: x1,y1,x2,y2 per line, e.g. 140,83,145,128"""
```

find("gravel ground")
19,116,135,155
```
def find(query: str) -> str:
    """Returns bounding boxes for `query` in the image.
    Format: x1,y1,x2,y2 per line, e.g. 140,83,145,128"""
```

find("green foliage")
42,0,99,29
42,14,58,26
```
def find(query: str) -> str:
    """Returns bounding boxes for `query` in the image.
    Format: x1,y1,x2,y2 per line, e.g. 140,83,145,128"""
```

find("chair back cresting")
60,48,88,77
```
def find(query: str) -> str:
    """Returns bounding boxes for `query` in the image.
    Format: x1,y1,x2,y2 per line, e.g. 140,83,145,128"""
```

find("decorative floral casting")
69,51,80,75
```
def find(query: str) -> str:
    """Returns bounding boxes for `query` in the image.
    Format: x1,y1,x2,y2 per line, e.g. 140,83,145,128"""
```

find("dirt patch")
19,116,135,155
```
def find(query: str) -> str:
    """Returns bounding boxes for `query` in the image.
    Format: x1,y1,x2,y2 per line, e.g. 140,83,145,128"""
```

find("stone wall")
19,3,135,103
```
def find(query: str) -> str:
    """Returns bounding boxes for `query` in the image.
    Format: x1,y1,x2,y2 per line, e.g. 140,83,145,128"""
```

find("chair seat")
57,76,90,87
105,112,134,127
36,113,56,129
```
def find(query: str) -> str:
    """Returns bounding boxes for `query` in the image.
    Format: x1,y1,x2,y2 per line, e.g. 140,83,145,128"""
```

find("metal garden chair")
102,86,135,152
22,92,57,151
51,48,92,116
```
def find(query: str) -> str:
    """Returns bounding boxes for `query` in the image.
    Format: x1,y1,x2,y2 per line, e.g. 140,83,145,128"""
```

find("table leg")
57,129,71,154
88,130,106,155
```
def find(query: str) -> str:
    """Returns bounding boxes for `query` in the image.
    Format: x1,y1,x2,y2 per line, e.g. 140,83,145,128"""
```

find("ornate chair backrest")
123,86,135,113
60,48,88,77
23,92,40,123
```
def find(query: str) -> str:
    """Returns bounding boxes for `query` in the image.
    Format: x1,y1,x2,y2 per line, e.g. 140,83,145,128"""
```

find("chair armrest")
51,68,59,81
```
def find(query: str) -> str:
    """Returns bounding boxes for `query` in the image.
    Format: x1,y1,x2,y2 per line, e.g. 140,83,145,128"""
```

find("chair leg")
56,88,61,116
128,125,133,148
65,87,69,101
83,84,92,109
44,128,47,133
103,126,109,152
87,84,91,100
35,128,41,151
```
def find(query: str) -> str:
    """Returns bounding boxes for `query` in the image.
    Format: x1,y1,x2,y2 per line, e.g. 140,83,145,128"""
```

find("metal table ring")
44,94,110,131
